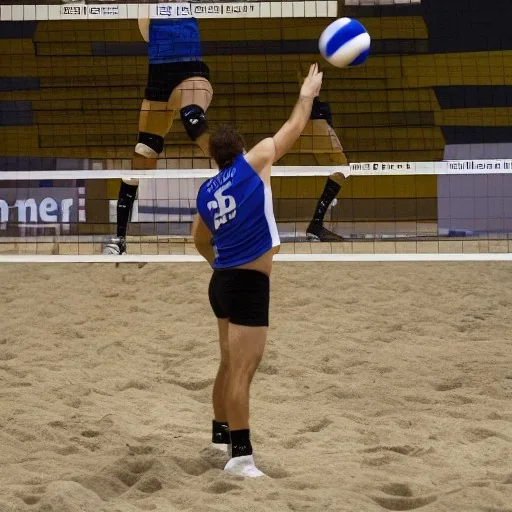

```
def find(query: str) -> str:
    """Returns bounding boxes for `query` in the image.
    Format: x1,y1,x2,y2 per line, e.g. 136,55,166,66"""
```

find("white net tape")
0,2,338,21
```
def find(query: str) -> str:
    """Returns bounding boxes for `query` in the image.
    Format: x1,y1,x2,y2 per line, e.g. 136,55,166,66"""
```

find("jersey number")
207,182,237,230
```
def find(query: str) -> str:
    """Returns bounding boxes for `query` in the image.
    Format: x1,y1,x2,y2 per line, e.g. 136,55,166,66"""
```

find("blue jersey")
148,19,202,64
196,154,280,269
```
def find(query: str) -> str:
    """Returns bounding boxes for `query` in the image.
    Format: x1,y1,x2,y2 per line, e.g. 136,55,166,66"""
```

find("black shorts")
208,269,270,327
145,61,210,103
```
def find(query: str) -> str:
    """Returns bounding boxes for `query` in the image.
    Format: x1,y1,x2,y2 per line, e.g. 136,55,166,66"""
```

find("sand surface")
1,262,512,512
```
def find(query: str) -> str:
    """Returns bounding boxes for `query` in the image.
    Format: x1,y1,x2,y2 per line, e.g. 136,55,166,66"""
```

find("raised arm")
272,63,323,162
245,63,323,173
138,19,150,43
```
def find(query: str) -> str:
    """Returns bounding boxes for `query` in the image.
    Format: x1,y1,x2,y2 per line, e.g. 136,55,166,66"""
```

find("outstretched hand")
300,63,323,99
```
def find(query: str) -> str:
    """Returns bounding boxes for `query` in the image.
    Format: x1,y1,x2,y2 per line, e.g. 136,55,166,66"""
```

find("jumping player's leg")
103,99,175,255
306,98,349,242
105,77,212,255
170,76,213,156
307,160,347,242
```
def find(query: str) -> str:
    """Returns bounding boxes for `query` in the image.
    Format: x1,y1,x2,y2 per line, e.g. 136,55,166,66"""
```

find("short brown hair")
209,124,245,169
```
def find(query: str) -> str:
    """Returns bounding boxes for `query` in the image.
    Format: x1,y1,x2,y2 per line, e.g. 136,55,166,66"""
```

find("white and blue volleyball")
319,18,371,68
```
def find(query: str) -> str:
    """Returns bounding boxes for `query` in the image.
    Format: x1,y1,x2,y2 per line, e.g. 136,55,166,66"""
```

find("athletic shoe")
102,237,126,255
224,455,265,478
306,222,344,242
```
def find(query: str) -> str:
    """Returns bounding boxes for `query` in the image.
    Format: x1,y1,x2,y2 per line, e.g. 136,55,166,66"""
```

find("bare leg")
305,119,348,242
211,319,231,451
212,318,230,421
222,323,266,477
133,99,175,172
224,323,267,431
103,101,175,255
106,77,212,254
169,77,213,157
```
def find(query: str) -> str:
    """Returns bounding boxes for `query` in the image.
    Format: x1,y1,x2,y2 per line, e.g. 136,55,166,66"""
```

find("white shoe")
102,237,126,255
224,455,265,478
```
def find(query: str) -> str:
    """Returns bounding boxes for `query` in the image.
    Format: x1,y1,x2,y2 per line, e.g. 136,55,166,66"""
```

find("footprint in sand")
118,380,149,391
283,480,319,491
199,445,230,470
127,444,155,456
466,427,511,443
171,455,212,476
0,350,15,361
296,417,332,435
76,455,162,500
261,464,290,479
281,436,309,450
258,362,279,375
18,492,43,506
363,445,434,457
168,378,214,391
205,481,243,494
137,477,163,494
369,483,438,510
433,379,463,392
81,430,100,438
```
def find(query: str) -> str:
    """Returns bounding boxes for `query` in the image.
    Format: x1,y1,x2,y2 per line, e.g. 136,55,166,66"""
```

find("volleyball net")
1,1,511,261
1,161,512,260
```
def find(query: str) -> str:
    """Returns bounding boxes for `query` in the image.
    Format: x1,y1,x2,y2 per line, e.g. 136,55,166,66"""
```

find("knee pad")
310,98,333,128
135,132,164,158
180,104,208,141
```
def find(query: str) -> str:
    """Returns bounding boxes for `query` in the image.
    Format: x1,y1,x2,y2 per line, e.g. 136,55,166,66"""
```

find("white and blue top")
196,154,280,269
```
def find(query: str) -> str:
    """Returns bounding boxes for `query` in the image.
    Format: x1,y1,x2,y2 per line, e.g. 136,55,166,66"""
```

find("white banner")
348,160,512,176
345,0,421,5
0,2,338,21
444,159,512,173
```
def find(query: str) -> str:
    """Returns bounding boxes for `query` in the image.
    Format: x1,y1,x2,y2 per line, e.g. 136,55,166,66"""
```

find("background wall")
0,0,509,237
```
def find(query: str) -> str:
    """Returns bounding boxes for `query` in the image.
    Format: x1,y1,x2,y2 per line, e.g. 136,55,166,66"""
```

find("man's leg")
307,170,347,242
211,318,231,452
104,100,174,255
223,323,267,477
305,101,349,242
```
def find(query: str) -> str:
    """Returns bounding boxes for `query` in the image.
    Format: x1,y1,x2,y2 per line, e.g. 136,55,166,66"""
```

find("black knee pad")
180,104,208,141
310,98,333,128
137,132,165,155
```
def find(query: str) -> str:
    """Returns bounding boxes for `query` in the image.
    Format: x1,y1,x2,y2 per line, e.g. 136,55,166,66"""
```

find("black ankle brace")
212,420,230,444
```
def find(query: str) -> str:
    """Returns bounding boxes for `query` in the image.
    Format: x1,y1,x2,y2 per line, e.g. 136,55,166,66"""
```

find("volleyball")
319,17,371,68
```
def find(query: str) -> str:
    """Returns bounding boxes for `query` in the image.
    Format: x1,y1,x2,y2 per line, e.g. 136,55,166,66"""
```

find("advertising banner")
0,182,86,236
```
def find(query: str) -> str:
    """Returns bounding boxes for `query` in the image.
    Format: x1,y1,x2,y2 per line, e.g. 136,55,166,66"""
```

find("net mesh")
1,1,511,257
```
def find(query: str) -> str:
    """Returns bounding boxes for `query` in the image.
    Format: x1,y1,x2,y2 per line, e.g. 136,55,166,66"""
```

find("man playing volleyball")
103,16,212,255
192,64,323,477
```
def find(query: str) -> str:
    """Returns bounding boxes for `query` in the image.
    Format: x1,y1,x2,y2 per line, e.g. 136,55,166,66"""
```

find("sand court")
1,262,512,512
